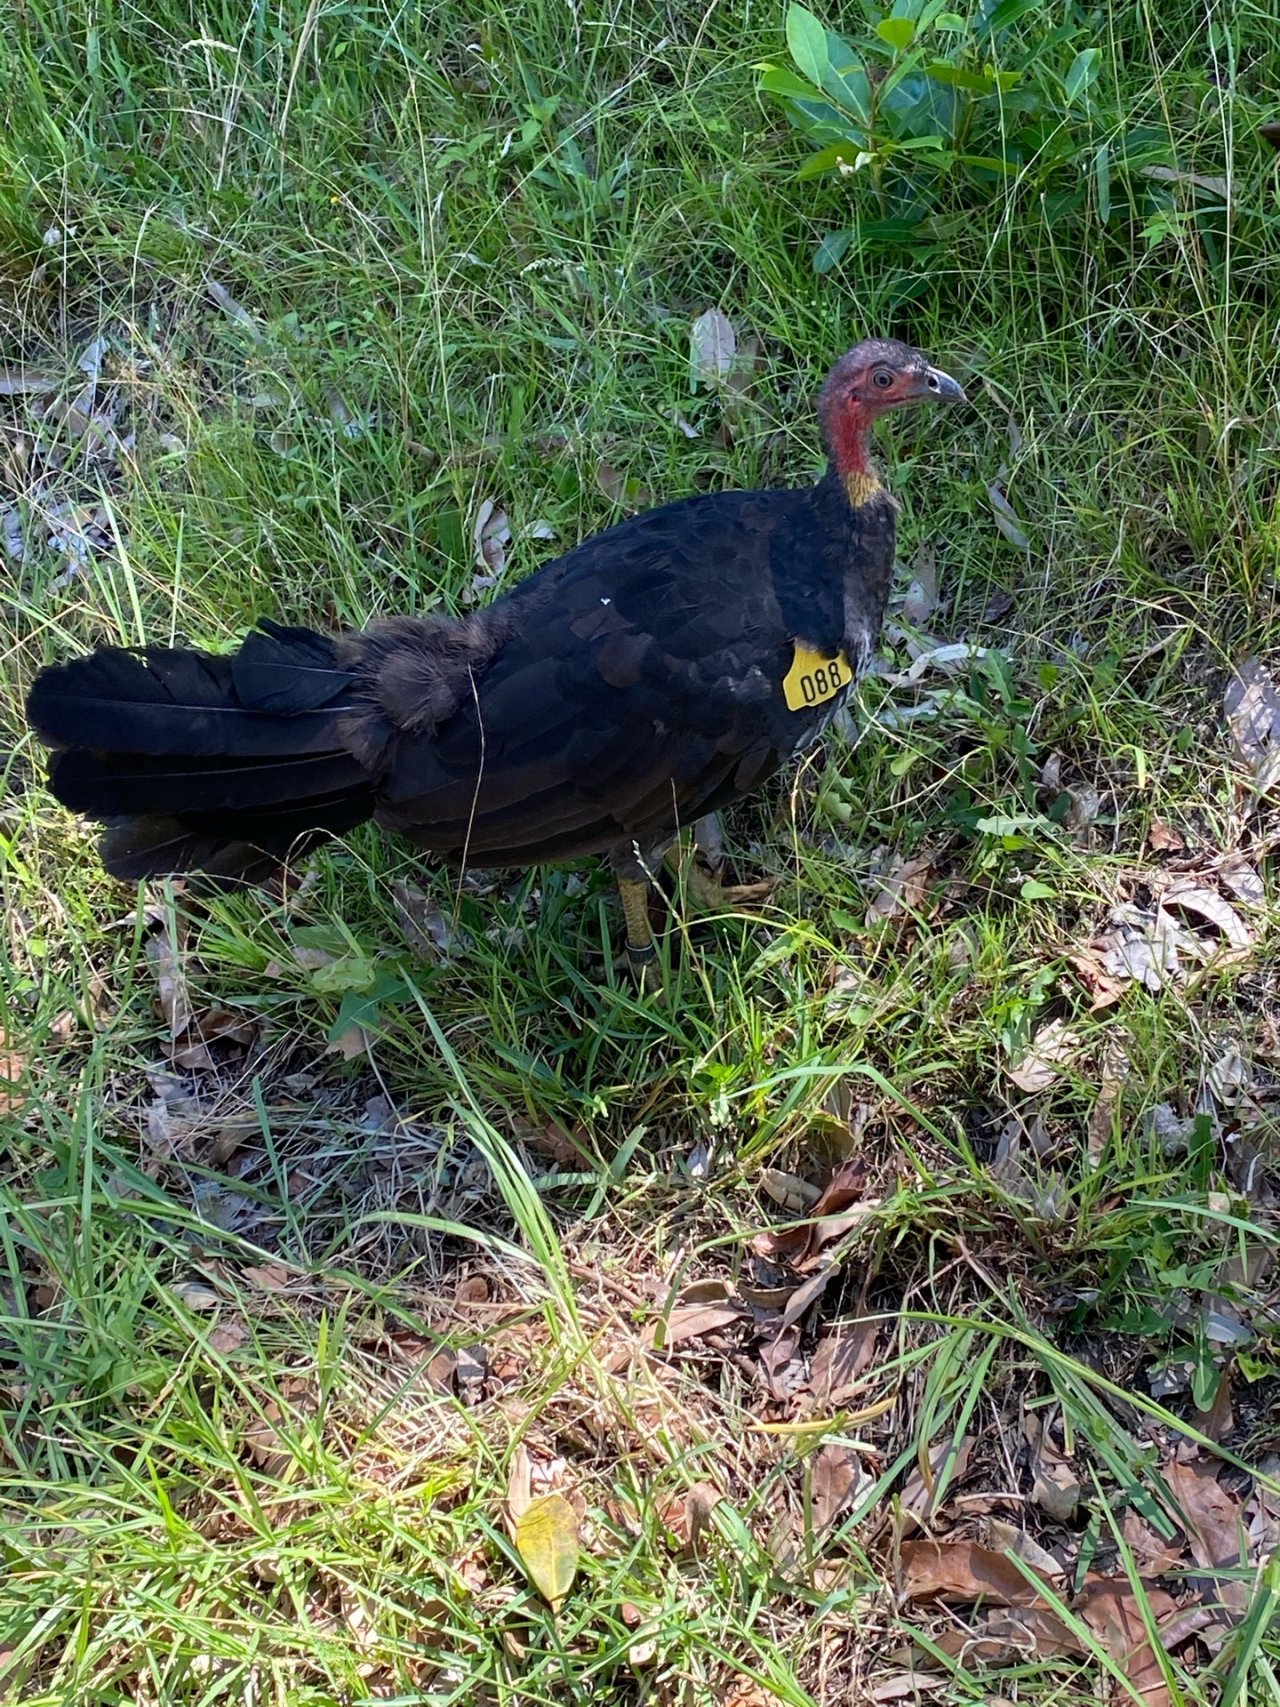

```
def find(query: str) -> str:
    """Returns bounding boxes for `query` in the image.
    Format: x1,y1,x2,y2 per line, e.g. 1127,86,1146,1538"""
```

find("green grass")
2,0,1280,1701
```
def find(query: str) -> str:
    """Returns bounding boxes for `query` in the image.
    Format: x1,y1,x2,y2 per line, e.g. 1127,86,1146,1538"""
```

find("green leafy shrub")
760,0,1183,270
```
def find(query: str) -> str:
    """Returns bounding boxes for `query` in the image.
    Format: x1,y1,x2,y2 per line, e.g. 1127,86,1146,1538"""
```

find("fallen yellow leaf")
515,1493,579,1610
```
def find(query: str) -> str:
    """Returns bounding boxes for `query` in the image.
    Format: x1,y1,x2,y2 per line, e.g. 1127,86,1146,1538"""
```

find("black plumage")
25,337,964,973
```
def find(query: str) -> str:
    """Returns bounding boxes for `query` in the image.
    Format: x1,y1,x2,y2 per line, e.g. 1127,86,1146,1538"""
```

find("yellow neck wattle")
842,468,883,508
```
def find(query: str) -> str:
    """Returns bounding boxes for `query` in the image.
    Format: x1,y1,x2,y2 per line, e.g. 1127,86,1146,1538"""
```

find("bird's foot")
625,939,665,997
667,839,779,914
617,875,665,996
687,858,779,912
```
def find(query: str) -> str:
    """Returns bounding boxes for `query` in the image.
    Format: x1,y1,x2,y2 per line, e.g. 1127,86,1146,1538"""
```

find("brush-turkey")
26,338,965,985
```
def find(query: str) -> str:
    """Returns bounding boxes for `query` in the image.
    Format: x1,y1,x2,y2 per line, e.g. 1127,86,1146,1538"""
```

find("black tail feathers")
26,620,377,880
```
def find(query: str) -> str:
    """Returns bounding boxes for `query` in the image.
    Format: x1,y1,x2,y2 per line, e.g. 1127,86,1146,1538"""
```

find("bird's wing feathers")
369,490,836,861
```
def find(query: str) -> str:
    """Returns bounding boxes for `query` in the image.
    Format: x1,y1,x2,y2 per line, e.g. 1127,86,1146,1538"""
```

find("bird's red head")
819,338,966,505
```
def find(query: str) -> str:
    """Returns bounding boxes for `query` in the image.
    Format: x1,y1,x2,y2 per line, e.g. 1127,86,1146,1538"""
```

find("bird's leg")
666,814,779,912
618,875,660,986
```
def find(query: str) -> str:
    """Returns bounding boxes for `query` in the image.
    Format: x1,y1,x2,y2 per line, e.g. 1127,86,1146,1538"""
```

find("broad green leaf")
1063,47,1101,106
980,0,1042,35
886,132,951,151
825,49,872,125
796,144,866,180
813,229,852,272
757,65,824,100
1020,879,1055,900
1094,141,1111,221
291,923,349,956
785,93,859,135
786,4,831,86
955,151,1018,174
311,955,378,995
916,0,958,29
515,1494,579,1609
327,972,411,1042
925,59,997,93
974,813,1047,836
876,16,917,50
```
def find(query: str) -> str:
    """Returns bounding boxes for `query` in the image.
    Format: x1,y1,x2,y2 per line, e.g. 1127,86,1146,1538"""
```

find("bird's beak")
922,365,967,403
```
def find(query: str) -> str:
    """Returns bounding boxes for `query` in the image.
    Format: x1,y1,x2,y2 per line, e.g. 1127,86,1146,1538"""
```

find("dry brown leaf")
1219,856,1265,908
933,1603,1085,1665
146,926,192,1037
1148,821,1186,852
754,1158,870,1264
902,544,938,626
717,1683,786,1707
1165,882,1253,950
242,1262,293,1292
1142,162,1228,196
1077,1576,1178,1707
684,1482,723,1554
1122,1509,1184,1576
900,1539,1055,1606
718,332,761,443
758,1168,821,1214
1068,950,1127,1011
865,851,935,924
0,1025,27,1116
426,1347,457,1393
1008,1019,1081,1095
1224,656,1280,796
1087,1038,1130,1161
758,1320,803,1401
866,1675,948,1703
466,497,511,599
595,462,651,512
455,1275,490,1306
1164,1458,1244,1575
1205,1042,1249,1107
506,1443,533,1525
208,277,265,342
690,307,737,386
775,1266,837,1331
661,1481,723,1556
649,1302,745,1350
899,1435,972,1534
627,1634,657,1669
244,1399,294,1476
1066,785,1102,834
986,479,1030,551
455,1343,487,1392
675,1277,735,1306
985,1520,1064,1581
326,1022,371,1060
811,1318,879,1406
1024,1410,1082,1521
0,366,62,395
207,1319,248,1354
169,1006,258,1071
812,1444,863,1531
1192,1365,1235,1444
391,879,468,958
1096,886,1252,993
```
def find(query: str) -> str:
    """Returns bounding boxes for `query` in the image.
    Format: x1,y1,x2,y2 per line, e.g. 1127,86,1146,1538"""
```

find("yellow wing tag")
783,643,852,713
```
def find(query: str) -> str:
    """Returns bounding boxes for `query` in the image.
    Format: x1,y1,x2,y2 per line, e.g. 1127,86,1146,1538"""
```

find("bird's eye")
872,369,894,389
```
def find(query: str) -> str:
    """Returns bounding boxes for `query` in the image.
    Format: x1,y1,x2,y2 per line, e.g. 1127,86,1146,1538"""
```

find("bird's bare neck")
825,402,884,509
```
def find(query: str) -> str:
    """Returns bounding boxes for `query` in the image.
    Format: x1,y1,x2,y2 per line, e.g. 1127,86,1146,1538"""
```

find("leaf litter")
1093,872,1256,993
1224,655,1280,798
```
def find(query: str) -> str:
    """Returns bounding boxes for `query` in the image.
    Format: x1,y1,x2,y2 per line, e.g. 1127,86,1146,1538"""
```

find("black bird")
26,338,965,983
